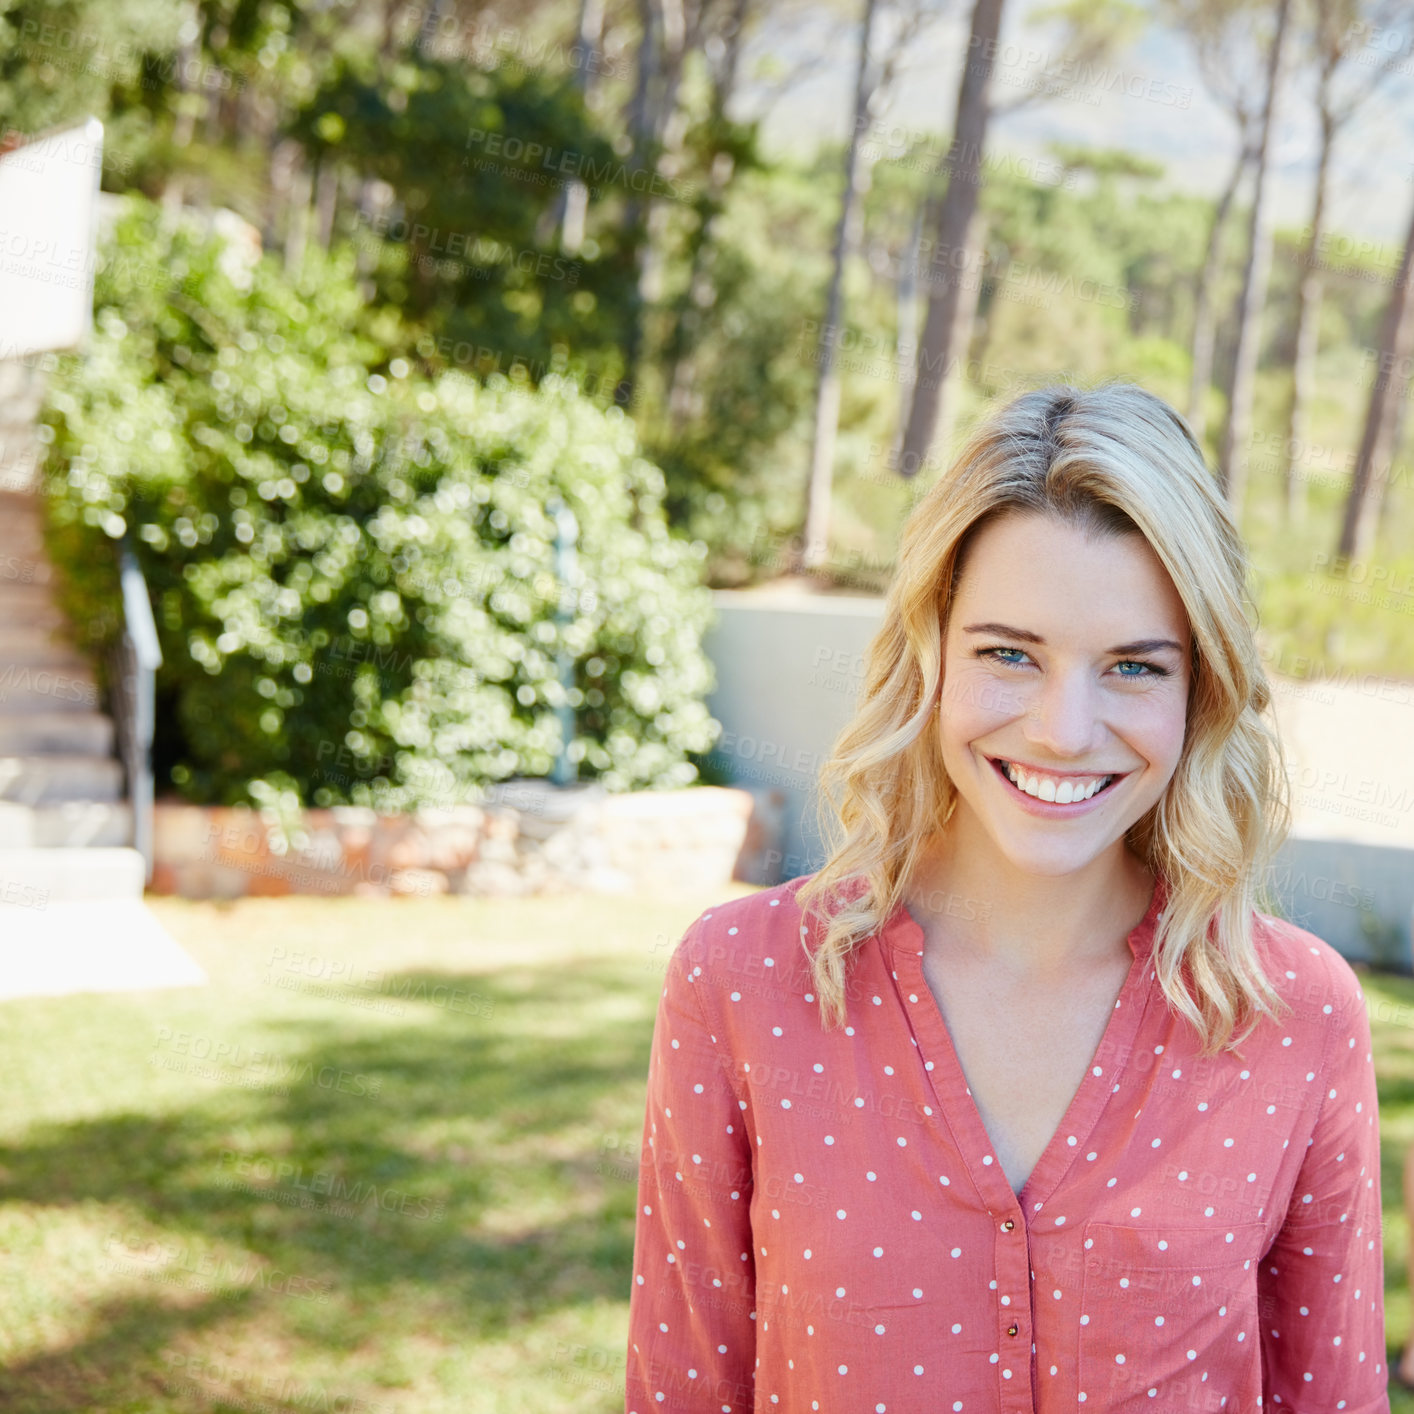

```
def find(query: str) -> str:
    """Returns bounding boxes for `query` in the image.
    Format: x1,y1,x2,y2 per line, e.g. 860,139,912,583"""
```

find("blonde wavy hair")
794,381,1294,1059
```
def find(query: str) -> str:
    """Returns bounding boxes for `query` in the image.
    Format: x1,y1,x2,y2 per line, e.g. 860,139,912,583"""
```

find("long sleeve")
1257,973,1389,1412
624,917,757,1414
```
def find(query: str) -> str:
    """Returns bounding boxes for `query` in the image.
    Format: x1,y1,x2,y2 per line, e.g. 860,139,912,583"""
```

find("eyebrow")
960,622,1186,656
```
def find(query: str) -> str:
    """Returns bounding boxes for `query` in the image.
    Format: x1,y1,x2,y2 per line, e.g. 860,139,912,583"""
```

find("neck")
903,829,1155,978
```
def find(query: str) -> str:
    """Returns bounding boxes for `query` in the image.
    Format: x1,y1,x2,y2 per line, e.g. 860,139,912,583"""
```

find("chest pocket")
1077,1219,1267,1412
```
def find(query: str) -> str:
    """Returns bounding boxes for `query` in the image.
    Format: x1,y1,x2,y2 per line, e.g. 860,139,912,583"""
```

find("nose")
1020,666,1104,760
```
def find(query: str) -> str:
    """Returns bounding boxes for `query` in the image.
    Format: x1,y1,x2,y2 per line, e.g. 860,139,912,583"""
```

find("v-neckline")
880,876,1165,1214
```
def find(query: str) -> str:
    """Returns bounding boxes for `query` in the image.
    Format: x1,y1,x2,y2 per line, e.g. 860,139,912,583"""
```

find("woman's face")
936,511,1193,879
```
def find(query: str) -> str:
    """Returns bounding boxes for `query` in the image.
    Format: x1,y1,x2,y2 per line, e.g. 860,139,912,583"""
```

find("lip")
985,754,1130,818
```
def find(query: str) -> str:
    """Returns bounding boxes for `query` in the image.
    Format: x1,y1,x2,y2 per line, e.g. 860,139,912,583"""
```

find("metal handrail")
106,540,162,881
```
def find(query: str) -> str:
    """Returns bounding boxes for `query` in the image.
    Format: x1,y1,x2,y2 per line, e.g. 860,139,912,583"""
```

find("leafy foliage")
40,195,720,807
290,52,634,393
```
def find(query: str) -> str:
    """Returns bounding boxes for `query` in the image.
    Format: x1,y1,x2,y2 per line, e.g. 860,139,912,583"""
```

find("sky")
735,0,1414,254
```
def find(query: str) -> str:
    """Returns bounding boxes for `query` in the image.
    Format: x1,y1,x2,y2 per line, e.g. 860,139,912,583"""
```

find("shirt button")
1002,1219,1015,1231
1007,1323,1019,1336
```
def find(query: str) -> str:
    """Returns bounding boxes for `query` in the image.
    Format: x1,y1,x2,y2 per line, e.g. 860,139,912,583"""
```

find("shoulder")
667,874,825,1028
673,875,815,975
1249,907,1371,1029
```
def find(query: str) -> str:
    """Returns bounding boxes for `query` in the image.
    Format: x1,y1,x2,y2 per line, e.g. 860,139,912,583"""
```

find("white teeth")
1001,760,1114,802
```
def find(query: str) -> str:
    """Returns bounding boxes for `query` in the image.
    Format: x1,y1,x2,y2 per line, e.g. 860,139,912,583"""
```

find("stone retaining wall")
150,780,786,899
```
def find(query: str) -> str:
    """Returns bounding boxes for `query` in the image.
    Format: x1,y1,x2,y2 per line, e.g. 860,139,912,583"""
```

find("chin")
996,839,1109,877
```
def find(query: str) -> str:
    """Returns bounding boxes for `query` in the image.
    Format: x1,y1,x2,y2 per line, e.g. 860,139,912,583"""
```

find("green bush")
40,195,721,809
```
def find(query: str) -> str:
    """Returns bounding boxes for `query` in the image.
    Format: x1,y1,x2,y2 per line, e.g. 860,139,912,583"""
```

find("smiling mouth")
986,755,1127,804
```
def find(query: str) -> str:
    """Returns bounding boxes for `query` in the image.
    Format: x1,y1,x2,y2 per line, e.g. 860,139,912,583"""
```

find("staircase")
0,358,148,901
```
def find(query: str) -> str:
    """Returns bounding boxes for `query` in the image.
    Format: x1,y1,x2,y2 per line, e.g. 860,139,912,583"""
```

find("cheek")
1124,694,1188,771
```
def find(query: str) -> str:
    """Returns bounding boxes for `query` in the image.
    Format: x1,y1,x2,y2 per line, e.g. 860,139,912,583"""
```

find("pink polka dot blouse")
624,872,1390,1412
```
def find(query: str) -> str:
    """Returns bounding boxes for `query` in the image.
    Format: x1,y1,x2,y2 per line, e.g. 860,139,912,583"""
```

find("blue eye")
975,646,1169,679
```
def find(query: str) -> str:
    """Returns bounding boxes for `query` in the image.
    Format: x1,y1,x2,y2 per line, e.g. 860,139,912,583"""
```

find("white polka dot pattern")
623,875,1389,1413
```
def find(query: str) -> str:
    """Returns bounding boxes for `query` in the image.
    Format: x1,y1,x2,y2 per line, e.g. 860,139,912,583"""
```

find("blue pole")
547,496,579,786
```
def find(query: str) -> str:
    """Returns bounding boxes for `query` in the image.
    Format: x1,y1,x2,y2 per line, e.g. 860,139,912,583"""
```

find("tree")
1337,194,1414,560
550,0,609,255
616,0,692,408
662,0,760,432
1162,0,1273,444
1216,0,1294,512
800,0,942,570
895,0,1004,478
896,0,1144,478
292,53,631,391
1281,0,1407,525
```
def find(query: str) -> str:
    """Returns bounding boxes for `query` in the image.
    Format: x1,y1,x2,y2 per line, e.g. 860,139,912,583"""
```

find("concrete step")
0,799,132,846
0,498,45,524
0,363,47,417
0,487,42,515
0,516,46,545
0,634,90,671
0,663,101,713
0,846,145,901
0,457,42,497
0,754,124,802
0,535,52,562
0,557,55,587
0,432,42,462
0,899,207,1000
0,623,76,649
0,712,114,755
0,581,61,614
0,598,67,631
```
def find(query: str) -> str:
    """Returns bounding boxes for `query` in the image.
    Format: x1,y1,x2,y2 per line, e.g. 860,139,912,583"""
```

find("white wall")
701,590,885,883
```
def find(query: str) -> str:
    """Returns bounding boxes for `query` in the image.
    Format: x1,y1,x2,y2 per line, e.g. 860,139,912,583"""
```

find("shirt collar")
879,870,1169,962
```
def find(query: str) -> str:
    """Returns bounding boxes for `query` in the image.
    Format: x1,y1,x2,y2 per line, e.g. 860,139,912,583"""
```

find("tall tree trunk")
314,156,340,249
266,138,306,254
616,0,687,410
284,158,313,277
1337,194,1414,561
897,0,1005,479
664,0,751,432
1187,141,1247,444
537,0,608,251
801,0,881,572
929,206,986,474
1217,0,1292,512
1379,376,1413,539
1282,104,1334,530
161,2,201,211
890,199,926,470
415,0,447,56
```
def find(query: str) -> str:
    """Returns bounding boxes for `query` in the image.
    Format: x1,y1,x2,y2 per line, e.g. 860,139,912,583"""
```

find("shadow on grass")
0,957,657,1412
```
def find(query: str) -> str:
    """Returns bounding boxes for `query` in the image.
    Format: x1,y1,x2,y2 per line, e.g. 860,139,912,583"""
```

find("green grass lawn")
3,892,1414,1410
0,890,755,1414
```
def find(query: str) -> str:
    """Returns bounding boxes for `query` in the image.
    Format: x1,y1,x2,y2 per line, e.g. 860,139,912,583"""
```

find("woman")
624,383,1388,1413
